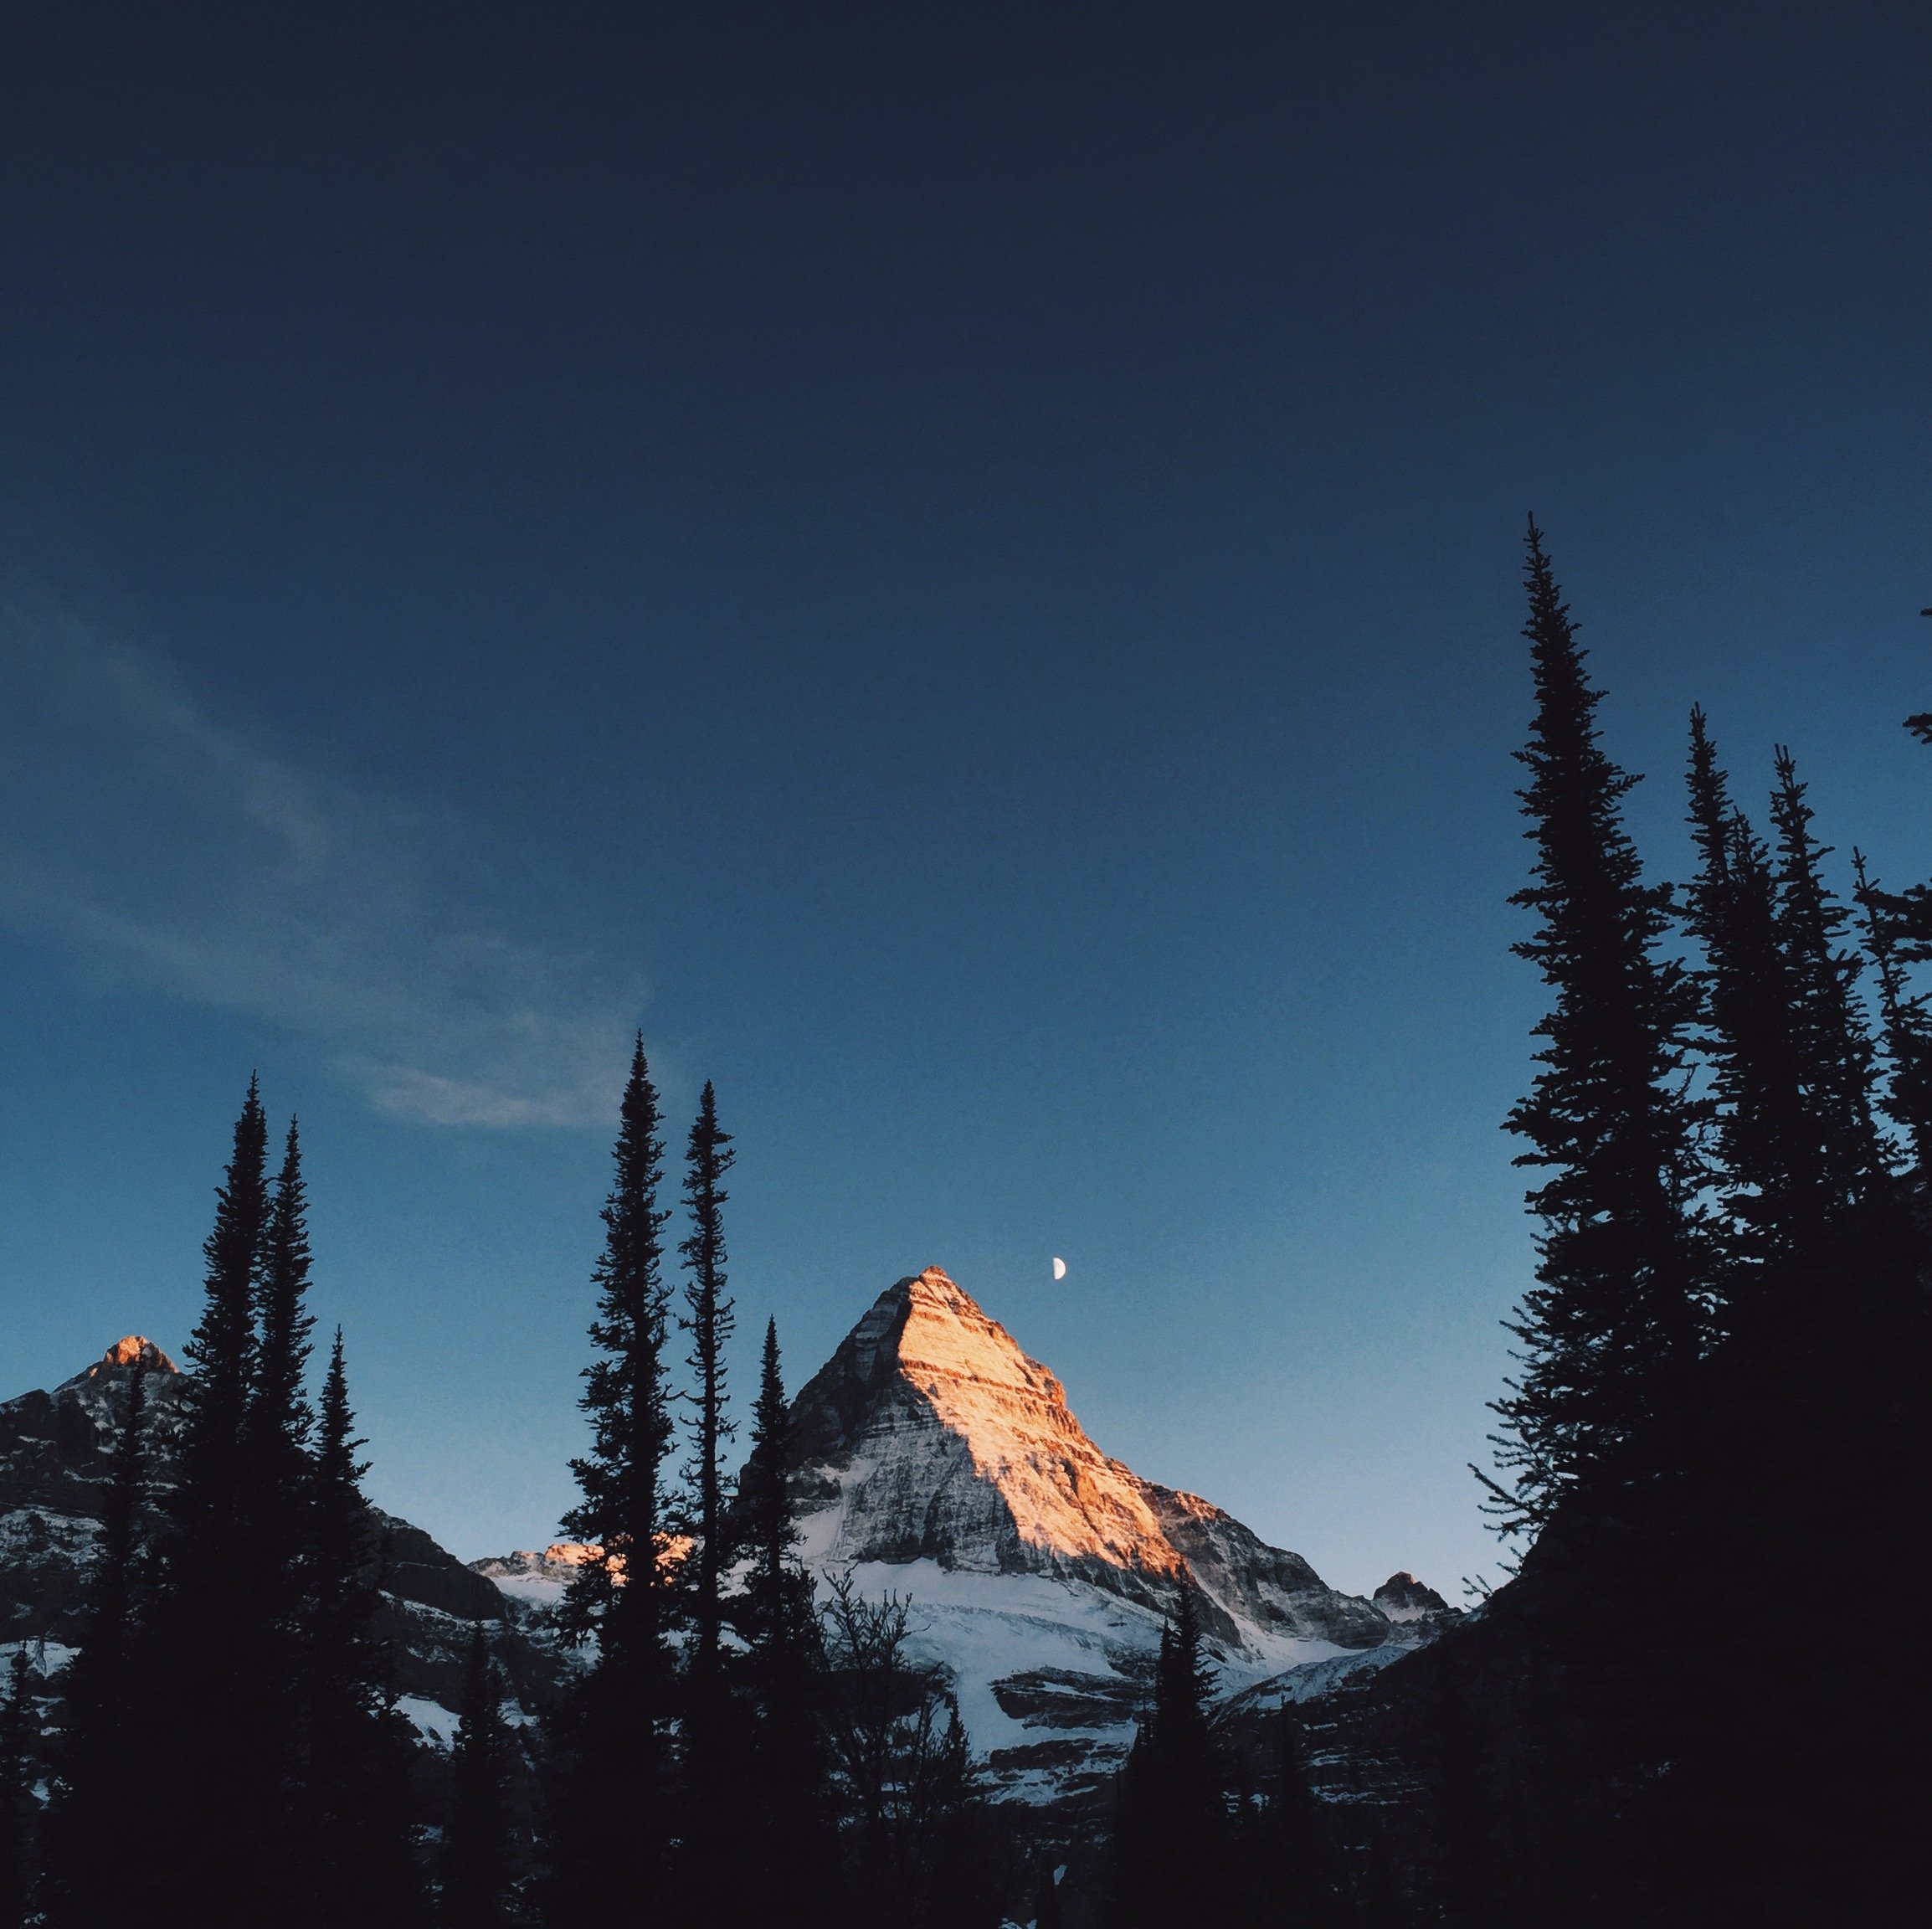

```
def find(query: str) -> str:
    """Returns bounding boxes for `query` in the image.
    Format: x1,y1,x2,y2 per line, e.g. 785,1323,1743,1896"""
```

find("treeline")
1056,524,1932,1927
1395,524,1932,1924
530,1049,1010,1929
0,1056,1015,1929
2,1086,421,1928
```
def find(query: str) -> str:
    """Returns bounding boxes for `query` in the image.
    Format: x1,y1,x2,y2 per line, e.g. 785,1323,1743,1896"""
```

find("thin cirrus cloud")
0,586,640,1127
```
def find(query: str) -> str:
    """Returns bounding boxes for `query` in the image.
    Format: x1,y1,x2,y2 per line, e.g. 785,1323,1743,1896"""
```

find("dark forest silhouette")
5,525,1928,1924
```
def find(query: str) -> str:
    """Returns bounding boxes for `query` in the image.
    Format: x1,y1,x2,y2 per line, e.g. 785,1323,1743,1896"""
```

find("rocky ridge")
0,1337,563,1733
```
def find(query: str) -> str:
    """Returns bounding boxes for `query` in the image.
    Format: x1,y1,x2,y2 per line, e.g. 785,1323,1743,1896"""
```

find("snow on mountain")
763,1267,1436,1811
0,1337,564,1718
1371,1570,1455,1626
3,1284,1452,1825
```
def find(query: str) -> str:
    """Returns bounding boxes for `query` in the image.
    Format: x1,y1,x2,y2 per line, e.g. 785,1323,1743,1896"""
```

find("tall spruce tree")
680,1079,737,1675
443,1623,513,1929
142,1080,273,1923
1107,1589,1230,1929
172,1078,270,1556
735,1319,836,1923
241,1121,319,1870
676,1081,739,1912
42,1360,149,1929
545,1039,676,1919
1766,748,1889,1221
1485,522,1710,1537
249,1121,317,1558
1682,708,1812,1280
0,1649,36,1929
304,1332,424,1928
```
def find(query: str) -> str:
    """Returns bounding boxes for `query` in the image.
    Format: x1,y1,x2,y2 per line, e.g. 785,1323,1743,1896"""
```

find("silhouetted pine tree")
1683,709,1813,1283
544,1039,676,1920
241,1121,319,1873
676,1080,740,1911
303,1332,424,1928
1852,851,1932,1172
1457,528,1716,1924
680,1081,737,1674
141,1080,273,1923
443,1623,513,1929
1107,1590,1231,1929
41,1360,149,1929
0,1649,36,1929
1484,524,1711,1539
1766,748,1888,1222
735,1319,837,1922
1671,754,1931,1919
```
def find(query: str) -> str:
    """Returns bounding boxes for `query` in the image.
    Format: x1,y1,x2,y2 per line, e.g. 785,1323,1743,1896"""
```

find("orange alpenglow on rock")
788,1267,1398,1652
84,1336,179,1378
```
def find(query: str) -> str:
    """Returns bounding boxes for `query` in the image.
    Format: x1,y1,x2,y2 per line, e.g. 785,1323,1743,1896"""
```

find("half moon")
1051,1256,1067,1280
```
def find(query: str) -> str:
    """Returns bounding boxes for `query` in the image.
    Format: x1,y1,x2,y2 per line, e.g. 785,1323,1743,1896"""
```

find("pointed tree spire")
249,1119,316,1520
142,1079,275,1921
547,1037,677,1914
1486,521,1711,1535
676,1080,739,1913
1682,710,1812,1281
560,1035,675,1656
738,1318,812,1661
733,1320,836,1924
238,1119,319,1833
304,1331,424,1923
680,1078,737,1679
1108,1586,1228,1927
172,1076,271,1549
1767,748,1888,1221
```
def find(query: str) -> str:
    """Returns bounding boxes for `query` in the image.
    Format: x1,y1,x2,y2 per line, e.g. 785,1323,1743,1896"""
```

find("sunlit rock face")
790,1268,1388,1650
790,1268,1184,1598
779,1268,1422,1816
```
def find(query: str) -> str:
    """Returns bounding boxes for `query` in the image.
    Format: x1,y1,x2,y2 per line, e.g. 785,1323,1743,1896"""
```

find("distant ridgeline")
3,1274,1454,1824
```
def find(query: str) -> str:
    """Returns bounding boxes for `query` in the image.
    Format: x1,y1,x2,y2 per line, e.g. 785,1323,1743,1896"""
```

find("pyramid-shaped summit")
788,1267,1388,1650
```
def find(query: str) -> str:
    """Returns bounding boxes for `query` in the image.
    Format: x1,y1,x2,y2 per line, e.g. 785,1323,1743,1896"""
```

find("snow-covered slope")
766,1268,1435,1809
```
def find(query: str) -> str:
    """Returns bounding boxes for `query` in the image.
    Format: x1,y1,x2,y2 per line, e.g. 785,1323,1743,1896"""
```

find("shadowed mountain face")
788,1267,1390,1652
0,1338,562,1725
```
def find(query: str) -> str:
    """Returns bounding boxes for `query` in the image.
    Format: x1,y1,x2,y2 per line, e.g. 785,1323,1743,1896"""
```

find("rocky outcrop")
0,1338,564,1723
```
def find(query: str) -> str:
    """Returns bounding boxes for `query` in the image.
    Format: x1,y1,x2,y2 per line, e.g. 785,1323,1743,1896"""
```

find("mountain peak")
787,1267,1395,1668
1372,1571,1454,1624
64,1336,179,1388
790,1264,1185,1595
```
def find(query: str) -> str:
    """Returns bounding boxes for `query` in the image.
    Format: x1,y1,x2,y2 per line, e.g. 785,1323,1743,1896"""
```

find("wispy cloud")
0,587,639,1126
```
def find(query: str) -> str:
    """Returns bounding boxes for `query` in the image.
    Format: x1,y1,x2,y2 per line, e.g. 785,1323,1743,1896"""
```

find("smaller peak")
1373,1571,1452,1623
87,1336,178,1378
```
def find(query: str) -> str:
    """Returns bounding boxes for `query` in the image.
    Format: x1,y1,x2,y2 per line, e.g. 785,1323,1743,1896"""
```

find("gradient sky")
2,4,1929,1599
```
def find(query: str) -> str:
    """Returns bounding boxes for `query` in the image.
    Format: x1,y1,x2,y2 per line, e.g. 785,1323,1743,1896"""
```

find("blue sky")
2,4,1929,1597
